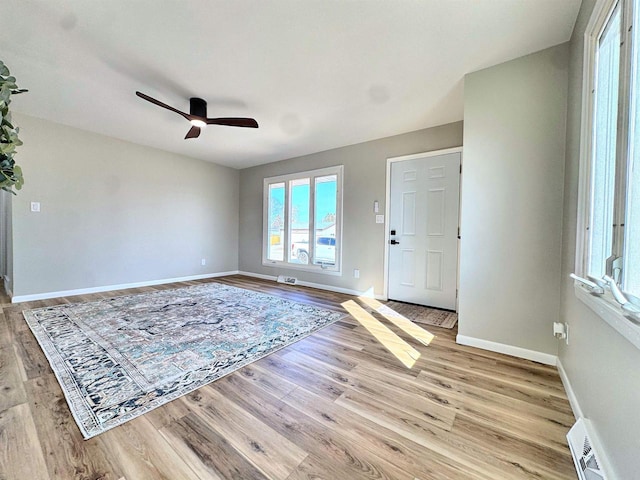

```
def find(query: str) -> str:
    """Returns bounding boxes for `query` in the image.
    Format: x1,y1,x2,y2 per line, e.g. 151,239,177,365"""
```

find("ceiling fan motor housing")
190,98,207,118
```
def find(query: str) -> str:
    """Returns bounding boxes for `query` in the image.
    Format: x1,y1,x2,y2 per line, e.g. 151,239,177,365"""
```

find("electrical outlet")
30,202,41,212
201,258,206,266
354,269,360,279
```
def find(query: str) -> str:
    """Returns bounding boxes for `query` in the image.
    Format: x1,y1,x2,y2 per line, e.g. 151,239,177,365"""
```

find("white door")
388,152,460,310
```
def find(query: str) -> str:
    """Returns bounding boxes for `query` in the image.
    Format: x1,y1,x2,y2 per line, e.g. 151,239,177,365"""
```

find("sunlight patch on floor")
358,296,435,347
341,299,420,368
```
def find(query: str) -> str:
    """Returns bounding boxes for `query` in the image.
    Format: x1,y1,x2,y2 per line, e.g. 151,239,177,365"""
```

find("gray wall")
458,44,569,356
239,123,463,295
12,113,239,297
1,190,13,294
559,0,640,477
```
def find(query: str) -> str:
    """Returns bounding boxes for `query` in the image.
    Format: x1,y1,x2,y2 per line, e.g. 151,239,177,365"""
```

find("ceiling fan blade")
206,117,259,128
136,91,191,121
184,126,201,139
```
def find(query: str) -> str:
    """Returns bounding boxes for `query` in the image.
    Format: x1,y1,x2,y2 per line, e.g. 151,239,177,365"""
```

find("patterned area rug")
23,282,343,439
383,301,458,329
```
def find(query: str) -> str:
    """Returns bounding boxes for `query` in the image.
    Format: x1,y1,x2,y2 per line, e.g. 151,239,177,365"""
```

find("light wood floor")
0,275,576,480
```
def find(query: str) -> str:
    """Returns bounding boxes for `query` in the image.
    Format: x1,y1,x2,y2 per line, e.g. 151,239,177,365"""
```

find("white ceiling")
1,0,580,169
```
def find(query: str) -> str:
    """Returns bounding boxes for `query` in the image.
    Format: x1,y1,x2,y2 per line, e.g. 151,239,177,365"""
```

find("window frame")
576,0,640,350
262,165,344,275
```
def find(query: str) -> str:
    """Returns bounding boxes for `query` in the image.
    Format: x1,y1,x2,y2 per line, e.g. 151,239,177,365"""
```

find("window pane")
289,178,310,264
624,0,640,296
313,175,337,266
267,183,285,261
263,166,342,271
588,6,621,278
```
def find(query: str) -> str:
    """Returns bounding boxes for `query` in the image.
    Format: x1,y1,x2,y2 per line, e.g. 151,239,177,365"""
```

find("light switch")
373,201,379,213
375,214,384,224
30,202,41,212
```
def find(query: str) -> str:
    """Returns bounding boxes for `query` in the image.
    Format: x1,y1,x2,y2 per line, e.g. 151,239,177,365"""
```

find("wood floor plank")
286,333,363,370
332,385,562,479
343,319,566,397
159,412,269,480
0,343,27,412
415,358,573,415
3,306,30,337
231,363,298,399
13,328,51,380
451,414,576,479
0,403,51,480
308,323,369,350
253,353,346,400
280,348,457,432
144,396,192,431
212,373,418,480
25,373,121,480
97,415,201,480
335,388,456,447
415,345,567,395
431,334,559,373
0,309,11,346
280,383,493,480
415,370,572,452
415,367,574,426
352,361,572,453
284,452,412,480
184,387,308,480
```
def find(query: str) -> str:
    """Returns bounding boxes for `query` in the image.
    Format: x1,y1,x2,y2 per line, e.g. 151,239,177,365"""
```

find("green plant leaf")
0,143,16,155
0,60,25,194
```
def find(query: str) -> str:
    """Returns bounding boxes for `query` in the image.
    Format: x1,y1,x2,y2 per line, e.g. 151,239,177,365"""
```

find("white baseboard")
456,334,558,366
238,270,385,300
556,358,582,420
237,271,277,281
11,271,240,303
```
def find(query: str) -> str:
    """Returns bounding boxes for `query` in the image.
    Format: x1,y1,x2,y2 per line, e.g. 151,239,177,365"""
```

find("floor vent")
567,418,607,480
276,275,298,285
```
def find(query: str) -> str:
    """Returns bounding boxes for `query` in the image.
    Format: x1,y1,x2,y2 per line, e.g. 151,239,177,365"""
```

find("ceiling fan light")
190,119,206,129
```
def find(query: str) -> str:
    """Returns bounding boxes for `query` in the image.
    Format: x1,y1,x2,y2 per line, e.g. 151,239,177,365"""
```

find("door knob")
390,239,400,245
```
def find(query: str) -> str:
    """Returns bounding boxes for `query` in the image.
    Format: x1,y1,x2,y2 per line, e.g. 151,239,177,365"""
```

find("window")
587,3,619,280
263,166,343,274
576,0,640,334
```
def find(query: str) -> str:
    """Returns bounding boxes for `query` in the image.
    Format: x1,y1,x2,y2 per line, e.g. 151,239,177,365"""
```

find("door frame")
383,146,463,304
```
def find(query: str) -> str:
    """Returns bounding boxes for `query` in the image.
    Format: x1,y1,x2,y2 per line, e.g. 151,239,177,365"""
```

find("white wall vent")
276,275,298,285
567,418,608,480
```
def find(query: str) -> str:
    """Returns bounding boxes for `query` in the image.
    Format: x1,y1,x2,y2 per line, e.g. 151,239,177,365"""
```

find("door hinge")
457,227,461,239
459,164,462,174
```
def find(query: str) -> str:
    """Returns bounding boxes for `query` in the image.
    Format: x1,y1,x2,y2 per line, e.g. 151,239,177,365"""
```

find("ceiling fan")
135,91,259,139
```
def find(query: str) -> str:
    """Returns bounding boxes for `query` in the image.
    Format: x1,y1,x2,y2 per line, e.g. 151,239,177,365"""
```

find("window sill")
574,282,640,350
262,260,343,277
